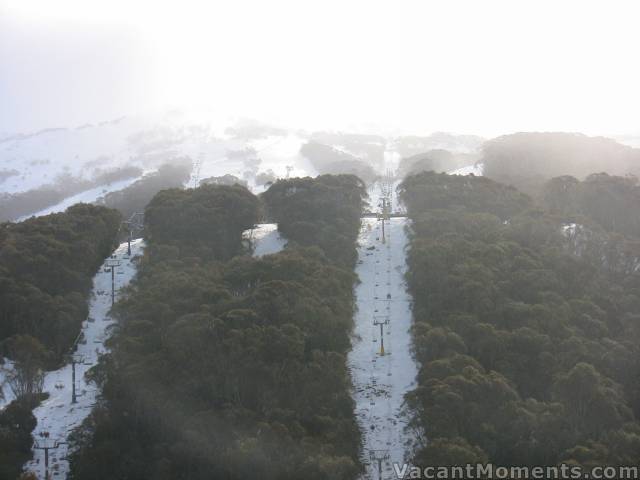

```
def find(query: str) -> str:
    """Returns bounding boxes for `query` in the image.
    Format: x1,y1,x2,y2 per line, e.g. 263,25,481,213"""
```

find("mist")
2,0,640,137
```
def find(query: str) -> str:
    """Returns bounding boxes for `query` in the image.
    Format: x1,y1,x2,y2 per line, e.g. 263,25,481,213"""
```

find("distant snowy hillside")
1,111,483,221
0,113,318,220
0,113,315,196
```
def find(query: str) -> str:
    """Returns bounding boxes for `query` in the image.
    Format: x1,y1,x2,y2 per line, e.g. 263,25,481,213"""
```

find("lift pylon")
373,315,390,356
369,449,391,480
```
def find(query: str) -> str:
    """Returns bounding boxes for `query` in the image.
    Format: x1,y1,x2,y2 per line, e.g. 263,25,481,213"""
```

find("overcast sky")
1,0,639,136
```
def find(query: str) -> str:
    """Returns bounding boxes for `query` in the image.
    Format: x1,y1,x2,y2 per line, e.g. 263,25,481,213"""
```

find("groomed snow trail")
243,223,286,257
349,183,418,480
15,176,141,222
23,239,144,479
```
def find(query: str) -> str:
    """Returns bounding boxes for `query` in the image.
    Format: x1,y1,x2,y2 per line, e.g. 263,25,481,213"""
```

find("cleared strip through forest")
349,181,418,480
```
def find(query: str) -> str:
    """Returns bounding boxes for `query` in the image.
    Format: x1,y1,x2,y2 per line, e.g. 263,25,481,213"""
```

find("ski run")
349,180,419,480
22,239,144,479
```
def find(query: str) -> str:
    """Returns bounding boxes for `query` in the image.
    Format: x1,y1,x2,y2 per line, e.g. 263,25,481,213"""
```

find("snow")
349,183,419,479
365,178,406,216
448,163,484,176
16,176,141,222
251,134,316,179
383,147,402,174
22,239,144,480
1,112,322,221
562,223,578,237
0,120,146,195
193,133,317,192
243,223,286,257
0,358,17,409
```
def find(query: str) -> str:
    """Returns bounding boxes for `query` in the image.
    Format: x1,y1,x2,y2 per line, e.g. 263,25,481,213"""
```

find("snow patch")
0,358,17,410
448,163,484,176
243,224,286,257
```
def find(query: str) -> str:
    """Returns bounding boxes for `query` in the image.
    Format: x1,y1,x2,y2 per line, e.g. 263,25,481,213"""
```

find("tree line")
543,172,640,238
481,132,640,196
262,174,366,268
68,176,366,480
400,171,640,467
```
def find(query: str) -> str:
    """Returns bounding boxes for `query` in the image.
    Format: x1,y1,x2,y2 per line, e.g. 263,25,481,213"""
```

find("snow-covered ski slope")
349,183,418,479
23,239,144,480
243,223,286,257
0,112,316,197
15,176,140,222
1,112,319,221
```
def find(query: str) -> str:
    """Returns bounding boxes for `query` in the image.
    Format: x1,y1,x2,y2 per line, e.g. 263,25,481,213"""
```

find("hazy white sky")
1,0,639,136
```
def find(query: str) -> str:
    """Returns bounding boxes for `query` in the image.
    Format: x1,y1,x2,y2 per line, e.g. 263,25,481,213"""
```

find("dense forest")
262,174,366,267
481,132,640,196
0,204,121,363
543,173,640,239
400,171,640,466
68,176,366,480
0,395,38,479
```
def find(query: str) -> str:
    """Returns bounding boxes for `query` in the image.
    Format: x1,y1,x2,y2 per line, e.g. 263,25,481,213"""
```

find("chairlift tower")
373,316,390,356
369,449,391,480
33,432,66,480
121,212,144,256
191,154,204,188
68,353,85,404
105,259,122,306
379,197,393,243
